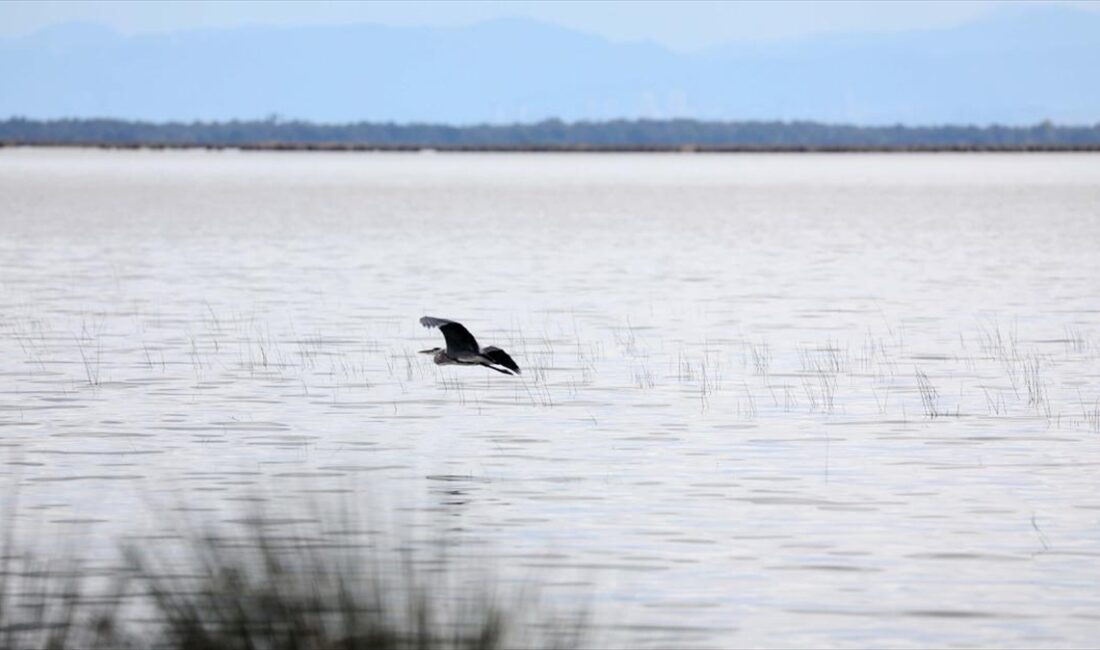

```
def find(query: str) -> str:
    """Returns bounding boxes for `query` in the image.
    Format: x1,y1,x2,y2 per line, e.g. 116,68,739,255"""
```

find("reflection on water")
1,148,1099,647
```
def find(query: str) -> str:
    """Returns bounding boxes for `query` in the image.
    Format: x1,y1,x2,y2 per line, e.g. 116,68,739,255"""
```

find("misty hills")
1,5,1098,126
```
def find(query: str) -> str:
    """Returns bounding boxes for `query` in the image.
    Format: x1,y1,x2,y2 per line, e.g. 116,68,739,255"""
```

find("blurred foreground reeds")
0,508,587,650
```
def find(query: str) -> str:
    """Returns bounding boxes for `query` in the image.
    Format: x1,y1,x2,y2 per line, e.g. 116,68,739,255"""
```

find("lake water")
1,148,1099,647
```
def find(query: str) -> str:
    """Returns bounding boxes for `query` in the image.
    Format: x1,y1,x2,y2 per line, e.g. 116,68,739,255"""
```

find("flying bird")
418,316,521,376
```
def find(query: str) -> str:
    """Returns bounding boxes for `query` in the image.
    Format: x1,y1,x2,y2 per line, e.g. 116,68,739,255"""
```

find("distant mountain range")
1,5,1098,125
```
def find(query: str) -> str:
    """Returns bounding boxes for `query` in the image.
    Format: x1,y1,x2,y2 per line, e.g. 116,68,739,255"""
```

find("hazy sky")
3,0,1097,51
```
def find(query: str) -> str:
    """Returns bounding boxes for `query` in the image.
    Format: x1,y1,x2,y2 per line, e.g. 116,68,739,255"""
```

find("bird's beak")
418,348,437,355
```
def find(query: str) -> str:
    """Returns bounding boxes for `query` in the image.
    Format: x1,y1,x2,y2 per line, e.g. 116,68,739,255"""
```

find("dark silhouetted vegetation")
2,117,1099,151
0,513,588,650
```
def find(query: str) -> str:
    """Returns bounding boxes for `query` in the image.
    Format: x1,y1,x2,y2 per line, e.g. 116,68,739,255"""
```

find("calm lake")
1,148,1099,647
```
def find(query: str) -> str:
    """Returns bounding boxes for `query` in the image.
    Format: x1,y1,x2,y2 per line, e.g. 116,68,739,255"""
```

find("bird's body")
418,316,521,376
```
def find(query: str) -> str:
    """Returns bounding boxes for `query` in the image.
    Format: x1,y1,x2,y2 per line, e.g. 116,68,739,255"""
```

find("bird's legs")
479,362,514,375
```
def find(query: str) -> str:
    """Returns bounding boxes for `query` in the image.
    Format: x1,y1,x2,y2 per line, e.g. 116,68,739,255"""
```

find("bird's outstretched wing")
420,316,480,354
481,346,521,374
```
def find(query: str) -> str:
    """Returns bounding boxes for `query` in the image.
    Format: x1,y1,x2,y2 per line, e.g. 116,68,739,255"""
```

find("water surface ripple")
1,149,1099,647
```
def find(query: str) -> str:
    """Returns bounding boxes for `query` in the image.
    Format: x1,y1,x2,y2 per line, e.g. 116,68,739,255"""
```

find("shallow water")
1,148,1099,647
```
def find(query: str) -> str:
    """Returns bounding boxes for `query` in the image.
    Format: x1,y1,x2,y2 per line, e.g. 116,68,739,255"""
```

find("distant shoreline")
4,118,1098,152
4,141,1099,153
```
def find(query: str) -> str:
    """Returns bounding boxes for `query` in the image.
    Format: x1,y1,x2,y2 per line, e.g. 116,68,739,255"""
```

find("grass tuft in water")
914,368,940,418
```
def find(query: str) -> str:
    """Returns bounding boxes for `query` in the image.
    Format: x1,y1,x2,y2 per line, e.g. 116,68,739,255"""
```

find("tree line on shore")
2,117,1099,149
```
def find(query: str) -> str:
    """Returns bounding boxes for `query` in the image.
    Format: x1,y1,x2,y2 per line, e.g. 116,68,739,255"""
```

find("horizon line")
5,116,1100,130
